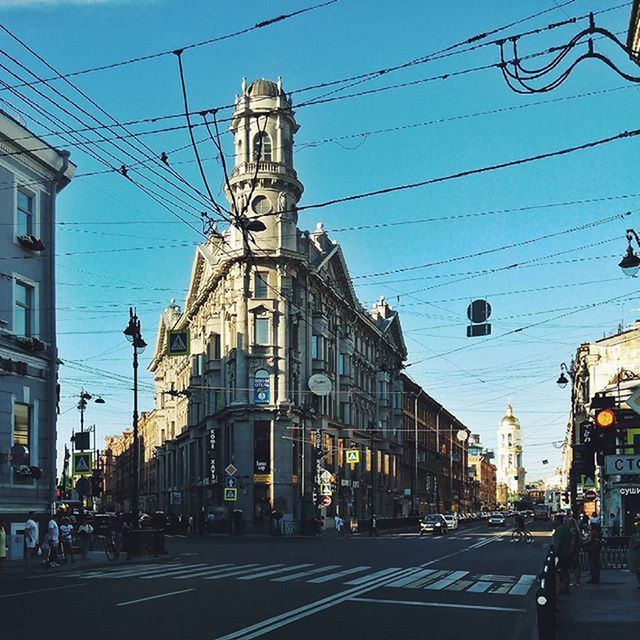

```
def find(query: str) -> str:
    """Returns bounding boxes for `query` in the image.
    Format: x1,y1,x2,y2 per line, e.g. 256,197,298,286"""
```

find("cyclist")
515,511,526,532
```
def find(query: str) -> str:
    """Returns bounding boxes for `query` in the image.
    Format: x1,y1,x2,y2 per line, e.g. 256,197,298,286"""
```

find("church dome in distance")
247,78,280,97
499,404,521,429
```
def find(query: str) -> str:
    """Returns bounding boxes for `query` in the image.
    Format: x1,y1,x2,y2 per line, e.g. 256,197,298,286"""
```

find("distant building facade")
150,79,408,529
0,111,75,536
467,434,497,511
496,405,525,495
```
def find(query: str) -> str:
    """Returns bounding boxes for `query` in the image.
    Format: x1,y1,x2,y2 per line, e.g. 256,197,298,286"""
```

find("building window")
311,335,323,360
254,271,268,298
338,353,346,375
209,334,221,359
252,196,271,215
17,189,34,237
14,402,31,466
254,318,269,345
14,280,34,336
253,132,272,161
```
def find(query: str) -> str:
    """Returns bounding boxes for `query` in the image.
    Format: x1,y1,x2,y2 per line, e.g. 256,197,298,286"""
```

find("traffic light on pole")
595,409,617,464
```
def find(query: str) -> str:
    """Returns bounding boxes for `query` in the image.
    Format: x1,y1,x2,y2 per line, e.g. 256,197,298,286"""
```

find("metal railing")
536,547,557,640
578,536,630,570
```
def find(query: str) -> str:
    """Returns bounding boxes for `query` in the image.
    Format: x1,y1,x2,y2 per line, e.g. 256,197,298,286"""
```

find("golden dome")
499,404,521,429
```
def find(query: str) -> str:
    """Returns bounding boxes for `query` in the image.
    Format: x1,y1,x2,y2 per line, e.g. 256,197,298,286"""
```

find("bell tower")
226,78,303,254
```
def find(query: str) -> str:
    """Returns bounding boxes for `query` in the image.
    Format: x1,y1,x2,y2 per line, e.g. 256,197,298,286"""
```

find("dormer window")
253,132,272,161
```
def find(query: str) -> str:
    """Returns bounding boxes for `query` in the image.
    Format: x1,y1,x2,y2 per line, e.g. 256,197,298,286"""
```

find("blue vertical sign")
254,369,270,404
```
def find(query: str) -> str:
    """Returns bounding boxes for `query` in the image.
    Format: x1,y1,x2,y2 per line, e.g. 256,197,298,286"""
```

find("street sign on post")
224,487,238,501
225,464,237,477
346,449,360,464
626,386,640,416
72,452,92,476
321,496,331,507
167,330,190,356
320,483,332,496
225,477,237,488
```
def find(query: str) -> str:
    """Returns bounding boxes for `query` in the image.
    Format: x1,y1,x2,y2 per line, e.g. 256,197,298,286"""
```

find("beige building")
496,405,525,495
149,79,408,529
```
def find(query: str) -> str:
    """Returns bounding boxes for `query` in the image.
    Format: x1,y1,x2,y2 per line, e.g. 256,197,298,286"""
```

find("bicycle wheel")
105,540,117,561
524,531,533,544
511,529,523,543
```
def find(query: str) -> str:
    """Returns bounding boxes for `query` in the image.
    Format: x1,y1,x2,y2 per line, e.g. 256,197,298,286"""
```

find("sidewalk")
556,569,639,639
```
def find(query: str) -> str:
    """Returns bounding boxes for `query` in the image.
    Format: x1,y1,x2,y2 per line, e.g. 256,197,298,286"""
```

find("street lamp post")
619,228,640,277
123,307,146,519
289,404,316,534
412,390,423,515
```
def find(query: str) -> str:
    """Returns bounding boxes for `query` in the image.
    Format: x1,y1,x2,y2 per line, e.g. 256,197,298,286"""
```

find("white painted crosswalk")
40,561,537,596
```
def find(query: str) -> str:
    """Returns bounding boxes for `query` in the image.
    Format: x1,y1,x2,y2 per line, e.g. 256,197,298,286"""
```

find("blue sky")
3,0,638,480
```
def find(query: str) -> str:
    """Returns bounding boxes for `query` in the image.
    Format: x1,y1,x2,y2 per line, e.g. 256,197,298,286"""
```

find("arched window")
253,132,272,161
507,433,513,446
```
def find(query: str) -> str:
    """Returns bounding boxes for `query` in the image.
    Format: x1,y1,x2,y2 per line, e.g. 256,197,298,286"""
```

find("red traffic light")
595,409,616,429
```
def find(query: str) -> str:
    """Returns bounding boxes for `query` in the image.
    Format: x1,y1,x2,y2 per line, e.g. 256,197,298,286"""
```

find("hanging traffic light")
595,409,617,464
595,409,616,429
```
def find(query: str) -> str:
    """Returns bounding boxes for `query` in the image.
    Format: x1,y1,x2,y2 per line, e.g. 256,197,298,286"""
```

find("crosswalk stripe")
509,574,536,596
173,563,259,580
238,564,313,581
425,571,469,590
68,564,169,578
104,563,209,579
307,566,371,584
386,569,436,588
140,563,231,579
345,568,402,586
467,581,492,593
271,565,341,582
203,564,284,580
95,564,190,579
446,579,473,592
405,569,449,588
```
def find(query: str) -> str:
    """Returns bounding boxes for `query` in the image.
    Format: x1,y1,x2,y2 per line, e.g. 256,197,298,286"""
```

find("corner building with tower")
150,79,408,530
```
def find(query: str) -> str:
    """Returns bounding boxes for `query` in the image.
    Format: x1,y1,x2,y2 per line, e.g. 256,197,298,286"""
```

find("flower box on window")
17,234,45,252
15,336,46,353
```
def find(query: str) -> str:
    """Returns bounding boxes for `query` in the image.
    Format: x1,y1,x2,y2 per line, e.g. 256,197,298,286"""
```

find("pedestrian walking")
60,517,74,563
565,514,582,587
77,518,93,560
0,518,7,571
628,521,640,589
584,522,602,584
335,515,345,537
610,512,621,537
369,514,378,538
552,514,572,594
24,511,38,569
47,514,60,568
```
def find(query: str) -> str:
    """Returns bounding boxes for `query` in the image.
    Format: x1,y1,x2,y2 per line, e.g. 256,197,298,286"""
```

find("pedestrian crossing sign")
167,330,190,356
224,487,238,501
72,451,92,476
346,449,360,464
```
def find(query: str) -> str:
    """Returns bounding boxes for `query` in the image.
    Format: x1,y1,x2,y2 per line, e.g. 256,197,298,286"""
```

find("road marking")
173,563,259,580
467,581,492,593
478,574,515,582
509,575,536,596
139,563,219,579
446,579,473,592
271,565,341,582
237,564,313,581
103,563,206,579
344,567,402,585
349,597,526,613
306,566,370,584
425,571,469,590
402,570,448,589
385,569,436,588
116,588,195,607
204,564,284,580
0,583,85,599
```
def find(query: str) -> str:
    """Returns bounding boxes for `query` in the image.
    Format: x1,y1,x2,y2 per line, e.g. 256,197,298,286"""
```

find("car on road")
420,514,448,536
488,512,506,527
443,514,459,530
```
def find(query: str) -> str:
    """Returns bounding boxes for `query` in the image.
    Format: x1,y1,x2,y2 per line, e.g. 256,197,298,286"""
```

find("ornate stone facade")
149,79,407,528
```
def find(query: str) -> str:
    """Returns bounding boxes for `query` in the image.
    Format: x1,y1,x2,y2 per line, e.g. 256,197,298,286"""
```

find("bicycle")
511,528,533,544
105,531,121,561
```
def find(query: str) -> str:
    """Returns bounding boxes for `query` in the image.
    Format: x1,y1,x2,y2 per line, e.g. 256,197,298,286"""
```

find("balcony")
230,161,297,180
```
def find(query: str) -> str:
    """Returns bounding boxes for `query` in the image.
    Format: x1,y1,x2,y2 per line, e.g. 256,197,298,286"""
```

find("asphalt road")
0,518,552,640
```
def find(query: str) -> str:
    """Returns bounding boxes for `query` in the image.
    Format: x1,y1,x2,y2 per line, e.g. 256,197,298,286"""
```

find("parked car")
443,514,459,530
420,514,448,536
488,512,506,527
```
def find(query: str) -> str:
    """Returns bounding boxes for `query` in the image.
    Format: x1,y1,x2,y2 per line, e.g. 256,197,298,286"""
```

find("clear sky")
3,0,638,481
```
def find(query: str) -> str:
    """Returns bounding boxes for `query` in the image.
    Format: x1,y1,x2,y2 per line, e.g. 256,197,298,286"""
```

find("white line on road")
349,597,526,613
467,581,492,593
0,583,85,599
509,574,536,596
173,563,259,580
385,569,436,588
425,571,469,590
271,565,341,582
139,563,216,579
204,564,284,580
116,588,195,607
237,564,313,581
306,566,370,584
344,568,402,586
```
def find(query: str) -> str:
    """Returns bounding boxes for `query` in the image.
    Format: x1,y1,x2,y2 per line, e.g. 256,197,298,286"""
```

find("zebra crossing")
40,560,536,596
361,534,509,542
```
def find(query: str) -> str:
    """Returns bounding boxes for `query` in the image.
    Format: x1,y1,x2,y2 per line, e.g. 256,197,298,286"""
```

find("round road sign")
321,495,332,507
584,490,597,501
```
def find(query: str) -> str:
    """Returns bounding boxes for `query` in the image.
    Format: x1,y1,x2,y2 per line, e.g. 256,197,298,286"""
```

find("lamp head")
620,244,640,277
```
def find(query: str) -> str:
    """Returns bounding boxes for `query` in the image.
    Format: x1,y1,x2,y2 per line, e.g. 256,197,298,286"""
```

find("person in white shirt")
59,517,74,563
47,515,60,567
77,518,93,560
24,511,38,569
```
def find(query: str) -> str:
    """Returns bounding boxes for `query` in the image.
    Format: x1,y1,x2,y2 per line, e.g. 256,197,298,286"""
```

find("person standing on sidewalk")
77,517,93,560
60,517,74,564
566,514,582,587
24,512,38,569
628,521,640,589
369,514,378,538
335,515,345,537
584,522,602,584
610,512,621,537
47,514,60,568
553,514,573,594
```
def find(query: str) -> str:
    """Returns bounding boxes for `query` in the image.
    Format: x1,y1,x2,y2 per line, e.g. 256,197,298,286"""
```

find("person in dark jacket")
584,522,602,584
369,514,378,538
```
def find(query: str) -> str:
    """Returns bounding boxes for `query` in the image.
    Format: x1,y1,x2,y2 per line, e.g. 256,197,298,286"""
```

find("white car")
443,514,459,530
488,513,506,527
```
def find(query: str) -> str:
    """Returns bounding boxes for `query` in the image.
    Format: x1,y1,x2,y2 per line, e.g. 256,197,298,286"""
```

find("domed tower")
226,77,304,254
496,404,525,494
